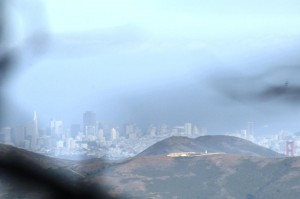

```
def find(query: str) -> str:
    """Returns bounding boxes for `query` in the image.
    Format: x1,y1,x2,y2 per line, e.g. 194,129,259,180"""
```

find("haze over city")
2,0,300,134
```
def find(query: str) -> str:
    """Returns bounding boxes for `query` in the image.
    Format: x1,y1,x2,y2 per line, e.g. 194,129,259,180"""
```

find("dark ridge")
0,144,114,199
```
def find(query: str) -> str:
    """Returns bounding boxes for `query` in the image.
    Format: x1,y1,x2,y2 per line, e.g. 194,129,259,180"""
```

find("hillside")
99,154,300,199
0,137,292,199
138,135,282,157
0,144,112,199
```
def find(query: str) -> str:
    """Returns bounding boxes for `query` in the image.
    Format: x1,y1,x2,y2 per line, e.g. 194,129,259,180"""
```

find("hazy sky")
3,0,300,134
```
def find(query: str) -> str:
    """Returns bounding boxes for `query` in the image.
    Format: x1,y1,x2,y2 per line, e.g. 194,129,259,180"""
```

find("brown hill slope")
0,142,299,199
138,135,282,157
99,154,300,199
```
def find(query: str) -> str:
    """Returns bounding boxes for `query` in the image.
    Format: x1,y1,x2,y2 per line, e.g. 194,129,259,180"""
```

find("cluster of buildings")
1,113,300,159
228,122,300,156
0,111,207,160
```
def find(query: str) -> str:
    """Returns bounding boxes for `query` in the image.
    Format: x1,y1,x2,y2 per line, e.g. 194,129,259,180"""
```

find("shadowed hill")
138,135,282,157
0,144,113,199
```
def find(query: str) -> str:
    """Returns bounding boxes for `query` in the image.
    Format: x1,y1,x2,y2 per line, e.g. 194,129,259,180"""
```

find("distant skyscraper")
184,123,193,136
31,111,39,150
96,128,106,142
192,125,200,136
50,119,64,138
83,111,96,135
111,128,118,140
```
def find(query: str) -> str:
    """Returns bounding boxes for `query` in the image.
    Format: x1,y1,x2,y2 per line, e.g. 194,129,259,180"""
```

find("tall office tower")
14,125,25,147
184,123,193,136
50,119,64,139
96,128,106,142
111,128,118,140
31,111,39,150
83,111,96,135
192,125,200,136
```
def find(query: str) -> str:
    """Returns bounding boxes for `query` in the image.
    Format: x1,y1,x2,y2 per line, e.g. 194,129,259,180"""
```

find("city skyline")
0,110,209,160
0,110,209,134
1,109,298,136
0,110,298,161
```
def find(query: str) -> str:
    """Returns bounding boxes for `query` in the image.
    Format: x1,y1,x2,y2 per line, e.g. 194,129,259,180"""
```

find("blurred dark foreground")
0,145,112,199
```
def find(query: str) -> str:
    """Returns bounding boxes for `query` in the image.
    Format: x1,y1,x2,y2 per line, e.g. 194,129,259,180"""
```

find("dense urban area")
0,111,298,160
